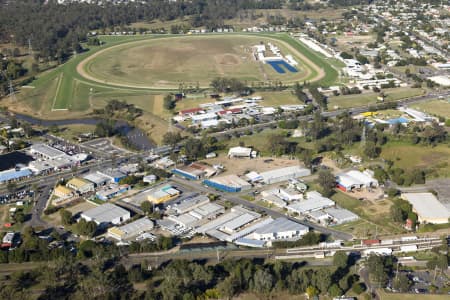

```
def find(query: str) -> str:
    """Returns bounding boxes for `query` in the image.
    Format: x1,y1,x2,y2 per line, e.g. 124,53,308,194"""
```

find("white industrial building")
401,193,450,224
259,166,311,185
324,207,359,225
251,218,309,242
195,206,267,242
173,195,210,214
287,191,335,214
228,146,256,158
336,170,378,192
261,194,287,208
107,217,154,241
83,172,111,187
30,144,66,160
80,203,130,226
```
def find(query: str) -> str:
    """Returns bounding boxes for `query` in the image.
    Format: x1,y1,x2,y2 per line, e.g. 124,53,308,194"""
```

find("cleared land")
328,88,425,110
411,99,450,119
80,35,322,89
380,142,450,178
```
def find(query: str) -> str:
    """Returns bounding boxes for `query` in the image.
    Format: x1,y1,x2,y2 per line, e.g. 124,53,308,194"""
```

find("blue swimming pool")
266,60,298,74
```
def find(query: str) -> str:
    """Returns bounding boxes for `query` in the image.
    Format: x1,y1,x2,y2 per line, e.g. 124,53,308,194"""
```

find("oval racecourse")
77,34,326,89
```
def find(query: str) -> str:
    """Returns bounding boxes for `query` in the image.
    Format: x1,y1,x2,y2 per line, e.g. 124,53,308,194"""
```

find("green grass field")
328,88,425,110
81,34,321,89
411,99,450,119
380,141,450,178
378,290,450,300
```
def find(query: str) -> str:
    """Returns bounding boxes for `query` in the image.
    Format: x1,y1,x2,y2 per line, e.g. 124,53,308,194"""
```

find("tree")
251,269,274,295
328,284,343,297
141,201,153,214
392,273,411,292
49,124,59,134
333,251,348,269
60,209,73,226
364,141,381,158
306,286,319,298
217,275,239,299
352,282,366,294
317,169,336,197
162,132,182,148
163,94,176,110
14,211,26,223
6,182,17,194
184,138,205,161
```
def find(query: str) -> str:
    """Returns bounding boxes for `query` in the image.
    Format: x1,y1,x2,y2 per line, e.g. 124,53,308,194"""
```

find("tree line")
0,0,282,63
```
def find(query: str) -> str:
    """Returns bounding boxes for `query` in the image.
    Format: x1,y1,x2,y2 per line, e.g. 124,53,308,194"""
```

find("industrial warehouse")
401,192,450,224
80,203,131,227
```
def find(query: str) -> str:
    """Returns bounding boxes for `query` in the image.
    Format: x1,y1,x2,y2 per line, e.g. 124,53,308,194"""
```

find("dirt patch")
66,201,97,215
216,54,240,65
345,187,385,202
200,155,301,176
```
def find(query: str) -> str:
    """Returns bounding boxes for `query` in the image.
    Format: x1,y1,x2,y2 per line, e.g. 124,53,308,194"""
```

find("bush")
352,282,366,294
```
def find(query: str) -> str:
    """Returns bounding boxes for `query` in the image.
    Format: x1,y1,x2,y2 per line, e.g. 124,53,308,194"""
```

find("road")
27,183,54,228
209,90,450,138
360,266,380,300
170,176,353,240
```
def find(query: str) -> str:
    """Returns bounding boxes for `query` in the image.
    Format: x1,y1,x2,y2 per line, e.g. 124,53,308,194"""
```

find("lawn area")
81,34,314,89
378,290,450,300
331,191,405,238
257,91,301,106
411,99,450,119
223,128,285,155
328,88,425,110
380,141,450,178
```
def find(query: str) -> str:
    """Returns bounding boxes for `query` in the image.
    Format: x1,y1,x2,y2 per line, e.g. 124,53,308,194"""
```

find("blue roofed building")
0,168,33,184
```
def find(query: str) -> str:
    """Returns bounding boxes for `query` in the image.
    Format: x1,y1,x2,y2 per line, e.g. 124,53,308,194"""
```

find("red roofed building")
217,108,242,115
361,239,381,246
179,108,203,116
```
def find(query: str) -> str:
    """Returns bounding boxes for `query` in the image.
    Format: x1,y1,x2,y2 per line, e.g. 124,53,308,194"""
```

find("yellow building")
54,185,73,199
67,177,94,194
147,185,180,204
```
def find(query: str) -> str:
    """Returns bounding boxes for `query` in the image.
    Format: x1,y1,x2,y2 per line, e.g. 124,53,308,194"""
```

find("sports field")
79,35,322,89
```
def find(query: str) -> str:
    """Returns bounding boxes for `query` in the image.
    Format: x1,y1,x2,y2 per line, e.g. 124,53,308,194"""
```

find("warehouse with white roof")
259,166,311,184
251,218,309,241
107,217,154,241
402,193,450,224
287,191,335,214
81,203,130,226
336,170,378,192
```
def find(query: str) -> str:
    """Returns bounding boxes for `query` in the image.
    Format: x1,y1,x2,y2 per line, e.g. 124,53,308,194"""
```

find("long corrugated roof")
402,193,450,221
254,218,308,234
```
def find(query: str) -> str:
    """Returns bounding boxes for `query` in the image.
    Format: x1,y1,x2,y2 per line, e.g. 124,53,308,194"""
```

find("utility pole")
8,79,16,102
28,38,33,57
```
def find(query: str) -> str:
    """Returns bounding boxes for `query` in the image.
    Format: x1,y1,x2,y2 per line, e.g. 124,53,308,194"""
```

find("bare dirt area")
66,201,97,215
200,156,302,176
345,188,385,202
